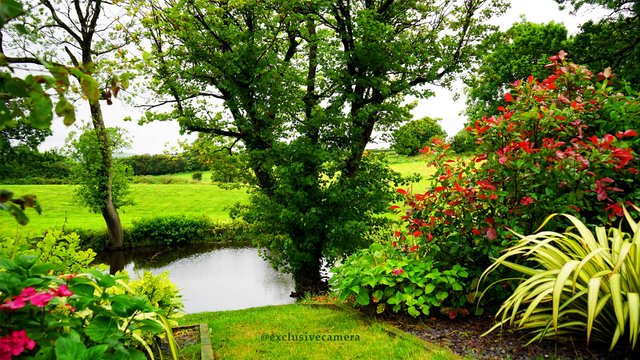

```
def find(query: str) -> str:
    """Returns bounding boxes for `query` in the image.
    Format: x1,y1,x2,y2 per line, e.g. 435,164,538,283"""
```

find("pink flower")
52,285,73,297
28,293,54,308
392,268,404,276
0,297,26,311
0,330,36,359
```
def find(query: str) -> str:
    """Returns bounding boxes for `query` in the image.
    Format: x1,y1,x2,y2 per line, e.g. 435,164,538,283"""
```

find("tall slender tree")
2,0,135,247
138,0,507,293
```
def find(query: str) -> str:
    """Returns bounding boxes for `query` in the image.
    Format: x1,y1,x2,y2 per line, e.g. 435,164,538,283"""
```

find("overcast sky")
38,0,609,155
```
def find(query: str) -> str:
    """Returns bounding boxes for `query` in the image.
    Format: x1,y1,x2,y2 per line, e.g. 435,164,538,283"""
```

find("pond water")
97,243,295,314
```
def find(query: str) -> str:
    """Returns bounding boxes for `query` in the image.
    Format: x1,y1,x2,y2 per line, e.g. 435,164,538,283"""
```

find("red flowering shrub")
395,51,640,307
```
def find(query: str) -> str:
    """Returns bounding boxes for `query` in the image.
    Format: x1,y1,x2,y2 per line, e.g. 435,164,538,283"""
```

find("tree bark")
89,100,124,248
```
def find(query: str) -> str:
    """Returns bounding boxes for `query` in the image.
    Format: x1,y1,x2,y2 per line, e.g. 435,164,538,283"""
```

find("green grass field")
180,304,456,360
0,184,249,237
0,156,436,238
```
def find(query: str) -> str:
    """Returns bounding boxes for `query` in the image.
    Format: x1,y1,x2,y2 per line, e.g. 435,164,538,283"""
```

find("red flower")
616,130,638,139
486,227,497,240
520,196,534,206
427,233,433,242
612,148,634,169
504,93,514,103
449,310,457,320
409,245,419,252
392,268,404,276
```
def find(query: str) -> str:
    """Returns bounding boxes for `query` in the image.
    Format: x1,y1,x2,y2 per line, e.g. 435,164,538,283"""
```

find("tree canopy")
137,0,507,293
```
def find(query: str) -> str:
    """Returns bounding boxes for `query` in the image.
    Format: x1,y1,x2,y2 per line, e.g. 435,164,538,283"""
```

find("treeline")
0,151,208,183
121,154,207,176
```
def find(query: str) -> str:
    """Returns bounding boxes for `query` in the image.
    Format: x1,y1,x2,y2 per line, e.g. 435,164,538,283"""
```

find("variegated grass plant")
480,207,640,351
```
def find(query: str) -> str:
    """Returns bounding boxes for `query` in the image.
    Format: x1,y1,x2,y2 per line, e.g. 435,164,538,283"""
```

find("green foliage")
482,209,640,351
128,271,184,320
449,129,477,154
66,127,133,213
0,189,40,225
122,154,204,176
391,117,447,156
464,20,569,121
191,172,202,181
0,147,71,183
140,0,508,292
331,242,469,318
394,53,640,308
0,229,96,273
129,216,211,246
237,152,408,288
0,254,178,360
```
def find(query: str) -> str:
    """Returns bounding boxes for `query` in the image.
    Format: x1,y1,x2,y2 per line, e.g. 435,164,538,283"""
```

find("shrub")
391,117,447,156
129,216,211,246
128,271,184,320
0,229,96,273
331,242,469,318
393,51,640,308
191,172,203,181
0,254,178,360
481,209,640,351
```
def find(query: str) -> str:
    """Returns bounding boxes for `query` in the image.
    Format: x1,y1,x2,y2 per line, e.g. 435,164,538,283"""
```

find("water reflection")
97,244,295,314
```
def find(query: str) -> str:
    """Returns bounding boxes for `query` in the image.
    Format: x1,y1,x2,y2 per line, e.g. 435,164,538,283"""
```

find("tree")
391,117,447,156
0,0,77,224
557,0,640,87
464,21,569,121
66,127,133,218
138,0,507,294
2,0,135,247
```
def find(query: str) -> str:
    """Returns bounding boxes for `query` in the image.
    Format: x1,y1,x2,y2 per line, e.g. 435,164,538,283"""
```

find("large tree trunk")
291,241,327,296
89,100,124,249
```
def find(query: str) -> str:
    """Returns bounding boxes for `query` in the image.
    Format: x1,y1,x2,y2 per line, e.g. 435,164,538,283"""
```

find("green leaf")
355,290,370,306
85,345,109,360
424,283,436,294
85,316,124,343
55,337,87,360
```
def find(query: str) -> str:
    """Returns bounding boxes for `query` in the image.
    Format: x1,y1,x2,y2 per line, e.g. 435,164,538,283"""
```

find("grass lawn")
178,304,457,360
0,184,249,237
0,154,437,237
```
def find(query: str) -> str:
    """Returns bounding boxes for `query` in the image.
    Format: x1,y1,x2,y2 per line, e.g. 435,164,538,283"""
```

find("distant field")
0,184,249,237
0,155,436,237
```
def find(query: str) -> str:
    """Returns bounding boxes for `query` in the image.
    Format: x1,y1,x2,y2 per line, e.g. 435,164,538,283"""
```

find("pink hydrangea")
0,330,36,360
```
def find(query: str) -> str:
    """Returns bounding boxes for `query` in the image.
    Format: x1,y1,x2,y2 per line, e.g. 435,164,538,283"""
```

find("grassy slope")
180,304,455,360
0,155,436,237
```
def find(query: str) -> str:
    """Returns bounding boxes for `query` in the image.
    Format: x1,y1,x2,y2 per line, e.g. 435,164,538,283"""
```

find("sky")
38,0,610,155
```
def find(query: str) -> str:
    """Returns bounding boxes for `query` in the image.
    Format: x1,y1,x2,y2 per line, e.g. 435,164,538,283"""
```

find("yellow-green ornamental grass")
481,207,640,351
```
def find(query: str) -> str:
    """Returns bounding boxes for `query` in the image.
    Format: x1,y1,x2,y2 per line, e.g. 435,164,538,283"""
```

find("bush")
393,52,640,308
191,172,203,181
0,254,177,360
449,129,476,154
128,271,184,320
122,154,206,176
481,209,640,351
391,117,447,156
331,242,469,318
0,229,96,273
129,215,211,246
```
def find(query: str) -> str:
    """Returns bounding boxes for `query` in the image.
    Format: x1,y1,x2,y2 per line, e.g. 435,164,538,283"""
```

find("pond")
97,243,295,314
